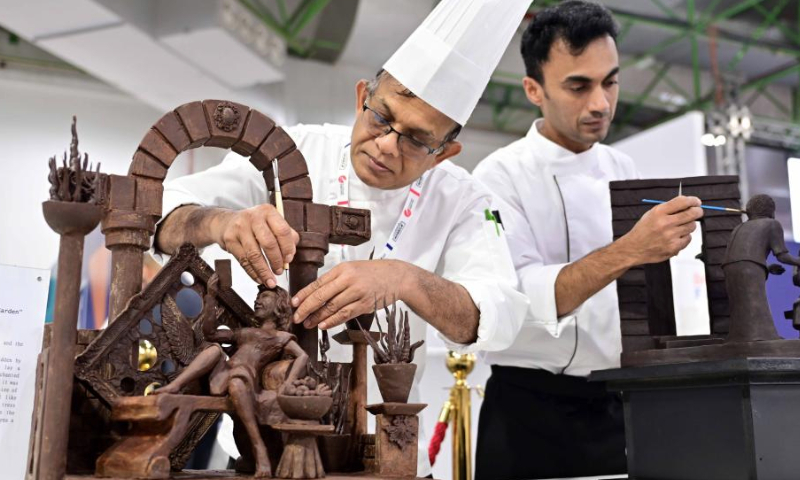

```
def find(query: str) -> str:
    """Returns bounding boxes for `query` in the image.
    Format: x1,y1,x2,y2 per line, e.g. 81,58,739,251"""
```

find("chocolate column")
39,201,102,480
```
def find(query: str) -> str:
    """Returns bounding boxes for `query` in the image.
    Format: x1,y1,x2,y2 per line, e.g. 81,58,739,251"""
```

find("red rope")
428,420,448,466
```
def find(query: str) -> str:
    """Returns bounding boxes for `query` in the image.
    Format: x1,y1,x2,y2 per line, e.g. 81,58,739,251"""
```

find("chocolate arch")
102,100,367,326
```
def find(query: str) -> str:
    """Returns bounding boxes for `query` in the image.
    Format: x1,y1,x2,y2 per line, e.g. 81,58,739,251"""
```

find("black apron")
475,365,627,480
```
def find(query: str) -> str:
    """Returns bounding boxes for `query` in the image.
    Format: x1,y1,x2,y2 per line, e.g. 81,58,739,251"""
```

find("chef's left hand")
291,260,410,330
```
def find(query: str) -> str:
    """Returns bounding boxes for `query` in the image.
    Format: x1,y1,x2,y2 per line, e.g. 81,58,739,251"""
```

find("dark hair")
521,1,619,84
366,69,462,143
746,194,775,219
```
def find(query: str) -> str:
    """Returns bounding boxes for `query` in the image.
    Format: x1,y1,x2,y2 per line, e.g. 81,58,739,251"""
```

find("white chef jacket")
473,119,638,377
158,123,528,475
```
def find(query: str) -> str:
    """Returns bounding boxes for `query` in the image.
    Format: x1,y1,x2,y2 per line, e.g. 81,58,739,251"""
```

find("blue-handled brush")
641,198,746,214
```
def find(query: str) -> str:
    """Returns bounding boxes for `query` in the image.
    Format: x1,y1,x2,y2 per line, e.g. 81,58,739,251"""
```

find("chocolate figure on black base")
723,195,800,343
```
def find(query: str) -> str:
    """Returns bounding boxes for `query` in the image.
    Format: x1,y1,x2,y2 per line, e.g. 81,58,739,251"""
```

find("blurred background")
3,1,800,478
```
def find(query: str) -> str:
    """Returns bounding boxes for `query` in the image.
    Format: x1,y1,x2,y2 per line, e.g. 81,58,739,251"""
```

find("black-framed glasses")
361,102,446,159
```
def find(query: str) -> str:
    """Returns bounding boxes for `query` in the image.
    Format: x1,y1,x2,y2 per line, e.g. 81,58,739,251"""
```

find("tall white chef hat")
382,0,532,126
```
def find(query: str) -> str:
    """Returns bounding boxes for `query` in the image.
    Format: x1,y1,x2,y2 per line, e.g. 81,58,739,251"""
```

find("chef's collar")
526,118,601,176
345,143,409,202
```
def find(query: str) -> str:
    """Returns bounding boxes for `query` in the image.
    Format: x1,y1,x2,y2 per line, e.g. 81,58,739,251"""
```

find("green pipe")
617,19,635,44
659,69,693,100
617,63,672,131
753,3,800,46
277,0,289,23
759,86,791,116
288,0,331,37
650,0,679,21
688,0,702,101
728,0,790,71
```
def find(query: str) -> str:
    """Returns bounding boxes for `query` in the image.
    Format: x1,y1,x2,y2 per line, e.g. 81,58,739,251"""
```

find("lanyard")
335,145,428,260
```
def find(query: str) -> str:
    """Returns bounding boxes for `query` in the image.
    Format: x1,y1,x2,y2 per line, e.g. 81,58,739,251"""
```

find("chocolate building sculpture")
610,176,739,365
29,102,432,480
595,176,800,480
609,176,800,366
723,194,800,342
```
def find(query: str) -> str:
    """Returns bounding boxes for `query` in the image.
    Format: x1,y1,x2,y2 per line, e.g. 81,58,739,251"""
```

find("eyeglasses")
361,102,446,160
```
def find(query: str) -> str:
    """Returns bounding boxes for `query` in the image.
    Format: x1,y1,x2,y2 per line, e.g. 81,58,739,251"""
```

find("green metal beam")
646,61,800,130
709,0,765,25
610,1,800,61
518,0,800,136
758,85,792,116
745,89,762,107
650,0,680,21
753,3,800,46
277,0,289,23
743,62,800,92
237,0,335,58
794,86,800,122
285,0,314,34
237,0,301,51
728,0,790,71
687,0,702,100
287,0,332,38
620,31,686,70
617,62,672,132
658,66,693,100
698,0,723,23
796,2,800,122
617,19,636,44
611,0,765,33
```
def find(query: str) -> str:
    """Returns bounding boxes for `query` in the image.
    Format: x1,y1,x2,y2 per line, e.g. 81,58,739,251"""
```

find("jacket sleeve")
435,189,530,353
473,160,579,339
151,152,269,260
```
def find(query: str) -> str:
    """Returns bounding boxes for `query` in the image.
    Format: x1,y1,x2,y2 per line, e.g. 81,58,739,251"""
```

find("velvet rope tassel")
428,400,452,466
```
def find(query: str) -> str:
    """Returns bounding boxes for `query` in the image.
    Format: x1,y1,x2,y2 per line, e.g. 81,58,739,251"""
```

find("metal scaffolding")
480,0,800,150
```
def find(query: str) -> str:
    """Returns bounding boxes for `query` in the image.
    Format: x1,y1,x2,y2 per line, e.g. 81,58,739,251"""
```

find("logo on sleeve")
484,209,503,236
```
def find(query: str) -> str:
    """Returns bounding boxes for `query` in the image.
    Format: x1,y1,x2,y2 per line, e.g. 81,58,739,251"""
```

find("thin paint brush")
272,158,290,277
641,198,746,214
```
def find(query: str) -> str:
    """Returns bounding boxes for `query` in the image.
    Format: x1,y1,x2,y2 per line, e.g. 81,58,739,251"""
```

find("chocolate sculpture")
360,302,426,477
37,117,106,480
31,103,431,480
154,275,307,478
723,194,800,343
607,177,800,365
784,260,800,329
359,301,423,403
595,181,800,479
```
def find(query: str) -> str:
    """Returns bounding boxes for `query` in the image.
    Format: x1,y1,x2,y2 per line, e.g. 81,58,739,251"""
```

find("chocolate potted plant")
358,300,424,403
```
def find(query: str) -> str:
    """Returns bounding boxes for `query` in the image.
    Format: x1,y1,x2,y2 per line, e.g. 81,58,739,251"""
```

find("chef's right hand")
619,196,703,266
213,204,299,287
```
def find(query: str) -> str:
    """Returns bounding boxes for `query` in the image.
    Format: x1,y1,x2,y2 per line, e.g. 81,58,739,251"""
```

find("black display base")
592,358,800,480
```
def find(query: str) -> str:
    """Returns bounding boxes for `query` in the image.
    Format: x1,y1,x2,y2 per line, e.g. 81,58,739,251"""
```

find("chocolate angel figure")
156,275,307,477
723,195,800,342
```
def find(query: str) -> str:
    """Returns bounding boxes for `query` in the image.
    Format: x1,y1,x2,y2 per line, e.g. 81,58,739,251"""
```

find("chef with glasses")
153,1,530,476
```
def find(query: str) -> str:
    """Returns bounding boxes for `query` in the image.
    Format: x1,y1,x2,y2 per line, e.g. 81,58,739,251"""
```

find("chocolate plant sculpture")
310,332,351,433
357,300,426,476
358,300,424,403
38,116,107,480
155,275,307,478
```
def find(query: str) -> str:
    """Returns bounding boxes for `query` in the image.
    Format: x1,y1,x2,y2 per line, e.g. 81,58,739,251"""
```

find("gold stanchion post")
445,352,477,480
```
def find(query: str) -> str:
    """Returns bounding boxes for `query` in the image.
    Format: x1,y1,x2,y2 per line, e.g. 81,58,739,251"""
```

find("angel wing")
162,294,197,365
192,315,206,347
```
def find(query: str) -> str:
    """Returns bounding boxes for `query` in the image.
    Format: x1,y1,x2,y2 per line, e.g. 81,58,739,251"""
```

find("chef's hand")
212,205,299,287
619,196,703,265
291,260,409,330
